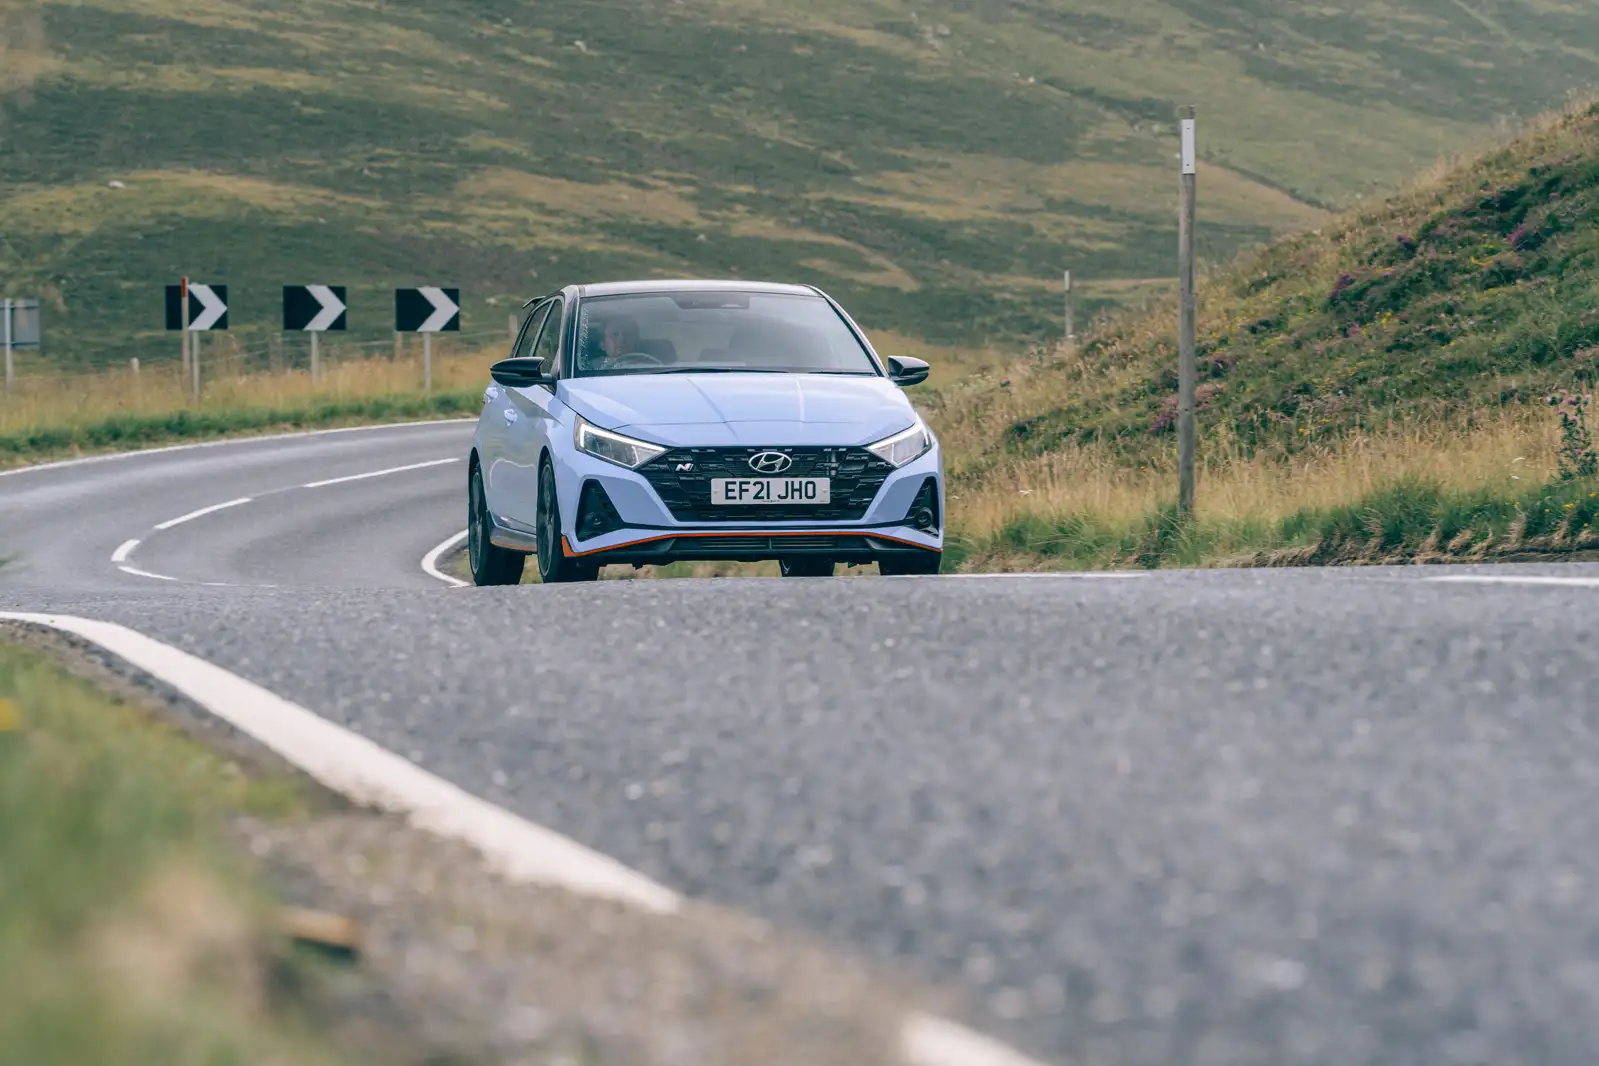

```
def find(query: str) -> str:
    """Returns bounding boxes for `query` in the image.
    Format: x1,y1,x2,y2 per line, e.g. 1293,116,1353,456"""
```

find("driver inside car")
582,316,650,373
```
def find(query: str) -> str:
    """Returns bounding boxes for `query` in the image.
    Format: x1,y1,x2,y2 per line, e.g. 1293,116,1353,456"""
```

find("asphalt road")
5,420,1599,1065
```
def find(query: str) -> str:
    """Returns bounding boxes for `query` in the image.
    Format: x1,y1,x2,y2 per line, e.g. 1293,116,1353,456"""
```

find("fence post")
1177,105,1198,518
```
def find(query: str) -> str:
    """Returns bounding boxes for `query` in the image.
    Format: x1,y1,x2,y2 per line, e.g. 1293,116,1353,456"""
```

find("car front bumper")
493,441,944,564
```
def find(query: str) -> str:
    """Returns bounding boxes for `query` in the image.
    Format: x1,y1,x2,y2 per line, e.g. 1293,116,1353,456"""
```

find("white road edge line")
154,496,254,530
0,611,679,912
1429,574,1599,588
0,612,1055,1066
0,418,475,480
111,538,139,563
902,1012,1051,1066
422,529,470,587
303,457,457,489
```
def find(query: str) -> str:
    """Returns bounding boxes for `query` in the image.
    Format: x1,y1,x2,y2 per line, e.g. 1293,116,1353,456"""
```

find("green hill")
932,101,1599,569
2,0,1597,367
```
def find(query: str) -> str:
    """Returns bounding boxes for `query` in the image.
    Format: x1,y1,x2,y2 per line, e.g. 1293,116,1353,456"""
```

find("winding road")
5,419,1599,1066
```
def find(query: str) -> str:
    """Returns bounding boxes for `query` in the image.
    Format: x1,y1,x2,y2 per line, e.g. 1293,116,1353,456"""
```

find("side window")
531,297,565,378
512,301,551,360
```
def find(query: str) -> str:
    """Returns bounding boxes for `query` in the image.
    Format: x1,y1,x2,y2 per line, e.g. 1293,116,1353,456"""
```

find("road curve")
5,421,1599,1065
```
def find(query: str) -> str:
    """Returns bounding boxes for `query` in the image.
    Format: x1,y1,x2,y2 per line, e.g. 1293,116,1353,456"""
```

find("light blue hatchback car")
467,280,942,584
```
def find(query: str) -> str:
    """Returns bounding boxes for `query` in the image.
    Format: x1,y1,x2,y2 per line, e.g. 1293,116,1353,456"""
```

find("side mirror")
489,356,550,388
887,355,930,387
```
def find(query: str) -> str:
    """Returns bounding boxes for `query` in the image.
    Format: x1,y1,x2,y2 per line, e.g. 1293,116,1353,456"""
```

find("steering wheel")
606,351,665,369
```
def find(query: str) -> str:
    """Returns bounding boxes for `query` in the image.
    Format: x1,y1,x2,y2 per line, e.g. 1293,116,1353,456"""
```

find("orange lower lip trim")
562,529,935,558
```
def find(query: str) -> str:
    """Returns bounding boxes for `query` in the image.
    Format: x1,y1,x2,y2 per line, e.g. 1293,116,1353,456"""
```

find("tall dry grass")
0,338,498,439
946,403,1563,568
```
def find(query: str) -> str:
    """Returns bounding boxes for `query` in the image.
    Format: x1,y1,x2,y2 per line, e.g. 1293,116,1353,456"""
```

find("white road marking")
0,612,680,912
0,611,1057,1066
0,417,473,480
1430,574,1599,588
111,538,139,563
902,1013,1050,1066
422,529,470,587
302,457,457,489
153,496,253,530
117,564,179,582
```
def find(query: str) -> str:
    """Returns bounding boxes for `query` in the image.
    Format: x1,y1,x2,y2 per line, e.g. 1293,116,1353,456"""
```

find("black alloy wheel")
469,464,525,586
877,552,942,576
779,557,836,577
536,461,599,583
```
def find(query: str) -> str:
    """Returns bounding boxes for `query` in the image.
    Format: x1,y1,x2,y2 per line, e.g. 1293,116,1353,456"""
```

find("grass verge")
0,346,496,467
0,642,357,1066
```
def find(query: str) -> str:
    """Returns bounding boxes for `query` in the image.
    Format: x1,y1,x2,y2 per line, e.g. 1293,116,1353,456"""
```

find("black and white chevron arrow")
395,287,460,332
283,285,348,331
164,283,228,331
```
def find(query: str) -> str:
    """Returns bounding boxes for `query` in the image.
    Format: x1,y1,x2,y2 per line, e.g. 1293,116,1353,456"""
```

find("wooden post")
1177,105,1198,518
180,276,190,383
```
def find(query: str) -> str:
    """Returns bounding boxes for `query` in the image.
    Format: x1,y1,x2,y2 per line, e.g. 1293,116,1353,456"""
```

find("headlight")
867,418,933,467
574,415,666,469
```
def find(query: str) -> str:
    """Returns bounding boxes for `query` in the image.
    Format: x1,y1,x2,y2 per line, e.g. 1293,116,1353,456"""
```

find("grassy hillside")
931,100,1599,568
2,0,1596,369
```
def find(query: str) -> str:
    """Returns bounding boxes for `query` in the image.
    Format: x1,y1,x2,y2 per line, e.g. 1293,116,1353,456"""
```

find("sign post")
1063,270,1075,349
166,282,228,400
395,287,460,398
180,276,190,379
3,298,11,396
1177,106,1198,518
283,285,348,385
3,299,42,394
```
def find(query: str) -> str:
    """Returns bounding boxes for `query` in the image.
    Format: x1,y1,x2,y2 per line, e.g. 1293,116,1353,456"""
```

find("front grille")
639,446,893,522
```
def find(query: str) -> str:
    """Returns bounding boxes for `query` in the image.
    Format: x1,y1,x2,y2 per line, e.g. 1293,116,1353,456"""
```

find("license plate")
710,477,831,505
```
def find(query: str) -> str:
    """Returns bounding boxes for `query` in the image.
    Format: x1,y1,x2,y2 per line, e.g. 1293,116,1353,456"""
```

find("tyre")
779,557,835,577
877,552,942,576
536,460,599,583
468,463,525,586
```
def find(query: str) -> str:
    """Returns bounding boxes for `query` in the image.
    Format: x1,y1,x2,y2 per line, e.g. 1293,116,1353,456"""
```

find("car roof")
573,278,822,299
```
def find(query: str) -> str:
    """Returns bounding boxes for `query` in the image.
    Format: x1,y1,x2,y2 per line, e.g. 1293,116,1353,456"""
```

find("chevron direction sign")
283,285,348,331
395,287,460,332
164,283,228,331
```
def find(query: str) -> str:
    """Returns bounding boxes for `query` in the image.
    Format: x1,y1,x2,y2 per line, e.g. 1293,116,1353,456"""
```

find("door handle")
503,408,519,426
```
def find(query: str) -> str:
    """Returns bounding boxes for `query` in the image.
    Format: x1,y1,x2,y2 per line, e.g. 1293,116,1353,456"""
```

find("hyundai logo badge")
748,451,793,474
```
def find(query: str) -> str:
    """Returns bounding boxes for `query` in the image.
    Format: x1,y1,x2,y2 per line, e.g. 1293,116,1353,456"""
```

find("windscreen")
572,291,879,377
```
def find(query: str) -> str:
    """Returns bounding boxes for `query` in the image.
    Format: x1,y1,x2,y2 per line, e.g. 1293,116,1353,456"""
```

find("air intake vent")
575,480,625,541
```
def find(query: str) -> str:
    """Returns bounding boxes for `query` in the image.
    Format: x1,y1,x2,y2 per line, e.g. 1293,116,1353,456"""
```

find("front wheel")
878,552,942,576
468,464,525,586
779,557,835,578
535,461,598,583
